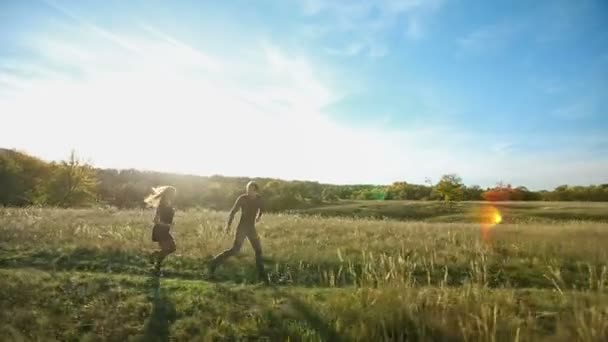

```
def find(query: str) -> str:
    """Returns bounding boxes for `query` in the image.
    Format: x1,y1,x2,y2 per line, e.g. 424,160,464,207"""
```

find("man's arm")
226,196,242,229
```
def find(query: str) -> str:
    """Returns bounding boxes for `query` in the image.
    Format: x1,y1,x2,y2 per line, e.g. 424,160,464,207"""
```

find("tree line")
1,149,607,209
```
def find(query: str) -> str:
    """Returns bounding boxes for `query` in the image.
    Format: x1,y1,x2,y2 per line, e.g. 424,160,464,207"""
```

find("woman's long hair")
144,186,176,208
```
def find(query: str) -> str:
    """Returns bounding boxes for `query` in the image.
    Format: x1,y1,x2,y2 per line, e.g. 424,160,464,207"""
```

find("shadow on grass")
267,286,468,342
209,283,344,341
0,247,205,280
274,288,344,342
140,274,177,342
0,246,598,290
0,247,280,283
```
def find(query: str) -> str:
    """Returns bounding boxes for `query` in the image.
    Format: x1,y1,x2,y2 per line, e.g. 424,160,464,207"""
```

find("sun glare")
493,211,502,224
476,205,502,243
478,205,502,230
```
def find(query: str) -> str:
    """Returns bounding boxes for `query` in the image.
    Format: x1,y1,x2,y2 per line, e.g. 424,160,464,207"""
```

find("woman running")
209,181,266,281
145,185,177,274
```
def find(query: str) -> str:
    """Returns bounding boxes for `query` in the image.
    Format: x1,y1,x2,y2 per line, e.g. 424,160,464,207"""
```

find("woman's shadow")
141,274,177,342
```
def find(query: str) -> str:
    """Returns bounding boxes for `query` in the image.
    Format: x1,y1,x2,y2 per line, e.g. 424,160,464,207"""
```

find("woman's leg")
154,235,176,269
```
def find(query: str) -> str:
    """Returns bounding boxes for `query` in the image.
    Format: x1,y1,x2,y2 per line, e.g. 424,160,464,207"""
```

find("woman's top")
156,204,175,225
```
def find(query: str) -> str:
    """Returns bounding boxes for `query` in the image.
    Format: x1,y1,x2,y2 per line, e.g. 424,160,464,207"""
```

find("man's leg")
210,226,246,271
247,228,265,280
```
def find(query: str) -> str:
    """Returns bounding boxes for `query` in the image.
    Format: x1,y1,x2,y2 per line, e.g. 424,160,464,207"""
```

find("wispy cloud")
303,0,446,58
456,21,524,56
42,0,144,56
553,101,596,120
405,18,423,40
533,0,597,44
324,42,364,56
529,76,565,95
491,142,517,156
0,59,73,94
138,23,223,73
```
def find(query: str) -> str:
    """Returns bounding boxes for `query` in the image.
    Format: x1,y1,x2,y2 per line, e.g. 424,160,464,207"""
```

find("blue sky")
1,0,607,189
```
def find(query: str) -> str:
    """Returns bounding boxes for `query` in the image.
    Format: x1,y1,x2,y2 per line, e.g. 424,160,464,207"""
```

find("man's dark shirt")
229,194,264,227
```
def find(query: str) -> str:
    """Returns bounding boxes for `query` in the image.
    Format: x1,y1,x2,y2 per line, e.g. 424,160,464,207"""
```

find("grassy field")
297,200,608,223
1,203,607,341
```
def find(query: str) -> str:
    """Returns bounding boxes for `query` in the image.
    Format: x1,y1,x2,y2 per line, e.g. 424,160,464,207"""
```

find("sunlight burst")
493,211,502,224
478,205,503,230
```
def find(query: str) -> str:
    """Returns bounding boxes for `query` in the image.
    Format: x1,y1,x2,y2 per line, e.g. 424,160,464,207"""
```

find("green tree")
385,182,409,200
322,187,340,202
263,180,303,211
0,149,50,206
44,151,98,207
434,174,465,202
352,187,386,200
463,185,483,201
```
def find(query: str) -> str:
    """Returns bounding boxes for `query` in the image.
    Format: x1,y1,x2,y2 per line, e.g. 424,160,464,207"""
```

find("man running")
209,181,266,281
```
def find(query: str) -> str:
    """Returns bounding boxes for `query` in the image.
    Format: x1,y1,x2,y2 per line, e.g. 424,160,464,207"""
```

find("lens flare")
476,205,503,244
479,205,502,229
493,212,502,224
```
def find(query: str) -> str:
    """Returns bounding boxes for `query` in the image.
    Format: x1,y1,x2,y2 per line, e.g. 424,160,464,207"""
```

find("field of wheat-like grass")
1,207,607,341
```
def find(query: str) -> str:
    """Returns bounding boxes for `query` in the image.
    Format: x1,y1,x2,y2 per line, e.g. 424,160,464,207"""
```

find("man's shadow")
141,274,177,342
269,286,344,342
